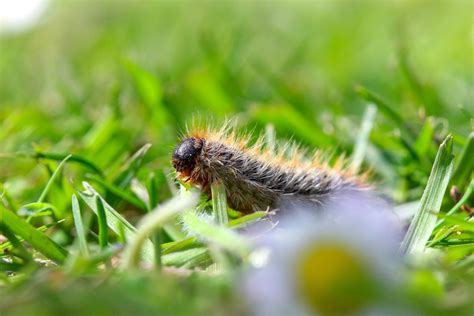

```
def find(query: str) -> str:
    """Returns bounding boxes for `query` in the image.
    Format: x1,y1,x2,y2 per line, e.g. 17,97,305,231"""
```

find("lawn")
0,1,473,315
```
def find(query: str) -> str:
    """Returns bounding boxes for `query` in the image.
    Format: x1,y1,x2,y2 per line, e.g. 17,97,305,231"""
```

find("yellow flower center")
295,243,376,316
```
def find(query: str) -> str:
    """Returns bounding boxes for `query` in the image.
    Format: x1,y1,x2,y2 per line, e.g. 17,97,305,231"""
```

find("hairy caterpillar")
172,124,370,214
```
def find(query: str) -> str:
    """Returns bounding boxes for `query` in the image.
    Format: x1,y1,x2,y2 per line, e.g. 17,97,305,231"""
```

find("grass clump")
1,1,473,315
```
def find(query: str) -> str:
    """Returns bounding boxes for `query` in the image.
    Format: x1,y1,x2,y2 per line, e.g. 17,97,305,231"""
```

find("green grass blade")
434,213,474,231
351,103,377,171
1,224,32,262
227,211,271,228
153,230,163,270
86,174,148,211
95,196,109,250
18,202,57,218
113,143,152,189
0,260,23,272
400,135,455,256
161,237,199,255
71,194,89,257
0,204,68,263
147,172,158,210
78,182,154,262
161,248,209,268
37,154,71,203
414,117,435,157
354,85,406,129
121,189,199,269
451,132,474,188
181,210,249,257
211,182,228,225
32,152,104,176
0,183,19,212
433,180,474,231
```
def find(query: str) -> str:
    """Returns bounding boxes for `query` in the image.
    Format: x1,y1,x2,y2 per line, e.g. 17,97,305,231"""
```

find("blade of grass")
211,181,228,225
162,237,199,255
121,189,200,269
0,260,23,272
162,248,209,267
0,204,68,263
414,117,435,157
434,213,474,231
153,231,163,270
433,180,474,231
265,123,276,155
351,103,377,171
18,202,57,218
147,172,158,210
354,86,406,129
451,132,474,189
113,143,152,189
1,225,32,262
71,194,89,257
37,155,71,203
0,184,19,212
400,135,455,256
78,182,154,262
96,196,109,250
85,174,148,211
227,211,271,228
160,211,270,254
32,152,103,176
0,222,62,252
181,210,249,257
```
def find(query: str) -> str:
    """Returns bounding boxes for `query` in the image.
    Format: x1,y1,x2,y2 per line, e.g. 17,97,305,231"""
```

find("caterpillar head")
172,137,204,178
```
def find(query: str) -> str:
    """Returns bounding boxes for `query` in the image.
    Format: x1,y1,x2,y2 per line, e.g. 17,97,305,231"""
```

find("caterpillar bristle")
172,121,372,214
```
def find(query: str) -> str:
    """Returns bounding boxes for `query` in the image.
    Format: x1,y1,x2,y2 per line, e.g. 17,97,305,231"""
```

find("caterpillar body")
172,125,370,214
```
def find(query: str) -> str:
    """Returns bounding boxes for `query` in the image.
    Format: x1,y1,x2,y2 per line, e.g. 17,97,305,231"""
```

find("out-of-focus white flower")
242,190,406,316
0,0,50,35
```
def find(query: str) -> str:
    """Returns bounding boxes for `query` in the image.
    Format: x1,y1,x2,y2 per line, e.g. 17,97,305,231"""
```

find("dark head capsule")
172,138,204,175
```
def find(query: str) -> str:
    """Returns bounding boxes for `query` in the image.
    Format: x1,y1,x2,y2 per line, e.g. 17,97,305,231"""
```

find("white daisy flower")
242,190,407,316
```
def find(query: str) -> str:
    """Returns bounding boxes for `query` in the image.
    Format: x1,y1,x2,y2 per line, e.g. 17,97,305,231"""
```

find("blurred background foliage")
0,0,473,315
1,1,472,201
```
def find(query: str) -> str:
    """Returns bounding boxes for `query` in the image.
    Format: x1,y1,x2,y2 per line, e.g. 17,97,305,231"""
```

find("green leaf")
38,154,71,203
71,194,89,257
451,132,474,188
113,143,152,190
95,196,109,250
181,210,249,257
354,86,407,131
400,135,455,256
227,211,271,228
351,103,377,171
78,182,154,262
121,189,200,269
17,202,57,218
86,174,148,211
211,182,228,225
433,180,474,231
147,172,158,210
0,204,68,263
162,237,199,255
161,248,209,268
413,117,435,157
1,224,32,262
32,152,103,176
434,213,474,232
